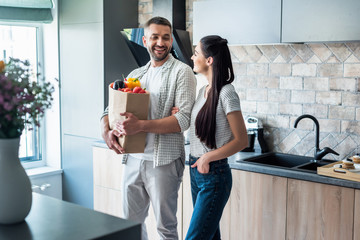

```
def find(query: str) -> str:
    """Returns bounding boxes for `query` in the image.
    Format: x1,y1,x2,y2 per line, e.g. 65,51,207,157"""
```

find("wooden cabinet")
282,0,360,43
353,190,360,240
181,165,193,239
220,170,287,240
93,147,123,217
94,147,359,239
221,171,356,239
193,0,281,45
286,179,354,240
194,0,360,45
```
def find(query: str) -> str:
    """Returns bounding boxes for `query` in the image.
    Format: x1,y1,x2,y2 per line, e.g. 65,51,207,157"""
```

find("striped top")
189,83,241,157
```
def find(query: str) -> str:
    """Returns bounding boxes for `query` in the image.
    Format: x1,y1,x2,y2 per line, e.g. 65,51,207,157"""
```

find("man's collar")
161,54,175,69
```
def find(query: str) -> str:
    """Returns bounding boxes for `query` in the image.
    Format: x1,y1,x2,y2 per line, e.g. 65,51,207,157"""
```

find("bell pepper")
125,78,141,89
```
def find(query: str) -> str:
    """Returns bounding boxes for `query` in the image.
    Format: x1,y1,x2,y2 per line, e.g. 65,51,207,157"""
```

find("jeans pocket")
197,169,213,176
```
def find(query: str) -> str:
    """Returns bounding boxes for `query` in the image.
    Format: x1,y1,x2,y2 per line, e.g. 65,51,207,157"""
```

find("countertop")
227,151,360,190
93,140,360,190
0,193,141,240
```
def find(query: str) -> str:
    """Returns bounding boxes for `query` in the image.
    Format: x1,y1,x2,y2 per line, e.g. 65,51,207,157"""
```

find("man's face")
143,24,173,62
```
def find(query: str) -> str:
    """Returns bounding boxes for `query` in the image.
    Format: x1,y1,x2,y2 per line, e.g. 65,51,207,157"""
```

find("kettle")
241,116,269,153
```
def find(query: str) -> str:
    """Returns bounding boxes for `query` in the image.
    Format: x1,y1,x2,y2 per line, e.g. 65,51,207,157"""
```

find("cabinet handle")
32,183,51,191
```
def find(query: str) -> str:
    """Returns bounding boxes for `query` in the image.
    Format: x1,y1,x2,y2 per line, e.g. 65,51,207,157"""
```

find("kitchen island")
93,141,360,240
0,193,141,240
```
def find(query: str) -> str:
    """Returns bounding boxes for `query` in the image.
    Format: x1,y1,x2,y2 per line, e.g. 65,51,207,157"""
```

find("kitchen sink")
295,160,336,171
239,152,336,172
241,152,313,168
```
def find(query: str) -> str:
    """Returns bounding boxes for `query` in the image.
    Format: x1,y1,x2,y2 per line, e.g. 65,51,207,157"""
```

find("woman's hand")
191,153,211,174
171,107,179,116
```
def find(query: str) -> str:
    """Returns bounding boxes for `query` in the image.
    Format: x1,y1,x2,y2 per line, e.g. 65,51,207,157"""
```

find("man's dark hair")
144,16,172,33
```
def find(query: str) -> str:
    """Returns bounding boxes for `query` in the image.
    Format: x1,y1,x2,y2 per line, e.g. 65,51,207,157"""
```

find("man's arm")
116,66,196,136
116,113,180,135
172,66,196,132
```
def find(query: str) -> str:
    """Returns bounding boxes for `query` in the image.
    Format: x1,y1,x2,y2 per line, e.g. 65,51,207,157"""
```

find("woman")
174,35,248,240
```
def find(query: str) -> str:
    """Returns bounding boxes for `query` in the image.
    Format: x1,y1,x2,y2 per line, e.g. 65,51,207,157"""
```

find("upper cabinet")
193,0,360,45
282,0,360,43
193,0,281,45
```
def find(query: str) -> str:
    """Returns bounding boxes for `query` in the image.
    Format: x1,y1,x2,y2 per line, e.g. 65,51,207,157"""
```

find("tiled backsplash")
230,43,360,160
139,0,360,160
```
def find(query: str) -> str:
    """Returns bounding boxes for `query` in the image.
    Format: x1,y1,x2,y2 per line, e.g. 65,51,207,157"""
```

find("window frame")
0,21,46,169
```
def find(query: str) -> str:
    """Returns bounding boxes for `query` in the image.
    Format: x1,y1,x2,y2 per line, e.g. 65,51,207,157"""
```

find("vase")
0,138,32,224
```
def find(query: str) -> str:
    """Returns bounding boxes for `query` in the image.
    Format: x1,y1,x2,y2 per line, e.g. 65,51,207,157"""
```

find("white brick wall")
316,92,342,105
303,77,329,91
269,63,291,76
344,64,360,77
279,103,302,116
280,77,303,90
292,64,317,76
303,104,328,118
329,106,356,120
268,89,290,102
330,78,357,91
257,76,279,89
231,42,360,157
257,102,279,115
291,91,315,103
343,92,360,106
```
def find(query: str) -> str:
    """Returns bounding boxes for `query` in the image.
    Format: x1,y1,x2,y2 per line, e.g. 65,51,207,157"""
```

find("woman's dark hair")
195,35,234,149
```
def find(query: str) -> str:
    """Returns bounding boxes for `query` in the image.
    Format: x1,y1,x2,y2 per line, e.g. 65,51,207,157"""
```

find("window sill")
26,166,63,179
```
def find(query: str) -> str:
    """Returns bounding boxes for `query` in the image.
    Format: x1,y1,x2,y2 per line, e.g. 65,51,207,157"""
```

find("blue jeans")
185,155,232,240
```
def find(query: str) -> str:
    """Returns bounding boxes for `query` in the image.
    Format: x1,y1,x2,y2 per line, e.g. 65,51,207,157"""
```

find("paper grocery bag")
108,86,150,153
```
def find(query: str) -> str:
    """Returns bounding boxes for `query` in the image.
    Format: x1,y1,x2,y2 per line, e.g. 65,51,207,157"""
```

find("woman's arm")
192,110,248,173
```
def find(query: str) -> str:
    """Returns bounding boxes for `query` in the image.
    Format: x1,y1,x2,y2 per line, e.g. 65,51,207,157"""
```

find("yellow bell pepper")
125,78,141,89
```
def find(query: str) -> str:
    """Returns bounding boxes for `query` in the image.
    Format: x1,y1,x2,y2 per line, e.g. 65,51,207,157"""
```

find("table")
0,193,141,240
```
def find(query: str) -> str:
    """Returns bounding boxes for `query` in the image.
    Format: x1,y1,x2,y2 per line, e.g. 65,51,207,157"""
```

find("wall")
139,0,360,160
59,0,104,208
59,0,138,208
229,42,360,159
43,0,61,170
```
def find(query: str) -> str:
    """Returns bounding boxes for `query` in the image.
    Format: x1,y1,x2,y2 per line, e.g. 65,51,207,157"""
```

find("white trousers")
122,155,184,240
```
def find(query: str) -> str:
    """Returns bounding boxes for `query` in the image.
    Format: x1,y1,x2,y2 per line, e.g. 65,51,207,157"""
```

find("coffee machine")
241,116,269,153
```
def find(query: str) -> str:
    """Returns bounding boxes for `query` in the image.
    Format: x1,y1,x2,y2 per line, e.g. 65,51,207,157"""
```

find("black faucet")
294,114,339,162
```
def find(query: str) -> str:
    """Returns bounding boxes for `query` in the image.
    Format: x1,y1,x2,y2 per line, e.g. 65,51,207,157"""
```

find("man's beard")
147,45,171,62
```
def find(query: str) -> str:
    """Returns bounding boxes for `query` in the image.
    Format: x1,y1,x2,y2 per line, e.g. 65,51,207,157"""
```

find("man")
101,16,196,240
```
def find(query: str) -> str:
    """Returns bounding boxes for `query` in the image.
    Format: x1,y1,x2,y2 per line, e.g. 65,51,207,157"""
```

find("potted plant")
0,58,54,224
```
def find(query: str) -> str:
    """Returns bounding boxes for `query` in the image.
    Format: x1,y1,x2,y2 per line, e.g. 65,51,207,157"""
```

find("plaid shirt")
102,55,196,166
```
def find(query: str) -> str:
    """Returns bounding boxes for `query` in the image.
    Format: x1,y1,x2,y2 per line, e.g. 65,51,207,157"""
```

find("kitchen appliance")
241,116,269,153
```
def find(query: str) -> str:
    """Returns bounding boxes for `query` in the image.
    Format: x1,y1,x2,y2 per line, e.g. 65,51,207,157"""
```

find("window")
0,23,45,166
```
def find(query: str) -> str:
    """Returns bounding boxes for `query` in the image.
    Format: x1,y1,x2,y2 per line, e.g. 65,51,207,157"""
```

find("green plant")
0,58,54,138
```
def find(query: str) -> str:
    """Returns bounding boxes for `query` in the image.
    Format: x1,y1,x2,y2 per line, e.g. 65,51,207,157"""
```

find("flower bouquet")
0,58,54,138
0,58,55,224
